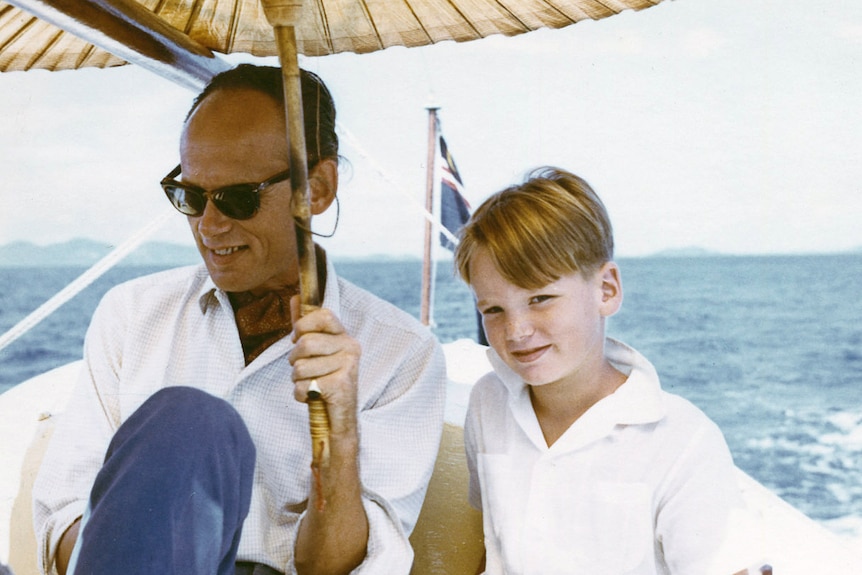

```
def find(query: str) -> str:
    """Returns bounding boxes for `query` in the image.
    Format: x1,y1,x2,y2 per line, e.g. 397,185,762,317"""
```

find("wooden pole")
420,107,438,326
262,0,330,469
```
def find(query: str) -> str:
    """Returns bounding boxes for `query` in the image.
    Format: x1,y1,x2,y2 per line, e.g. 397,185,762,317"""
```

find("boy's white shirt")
465,337,763,575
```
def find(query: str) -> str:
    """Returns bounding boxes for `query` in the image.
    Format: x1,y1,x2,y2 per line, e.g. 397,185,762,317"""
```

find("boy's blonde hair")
455,167,614,289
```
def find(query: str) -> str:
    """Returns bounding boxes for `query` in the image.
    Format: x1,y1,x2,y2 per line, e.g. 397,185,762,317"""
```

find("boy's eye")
529,295,554,305
480,305,503,315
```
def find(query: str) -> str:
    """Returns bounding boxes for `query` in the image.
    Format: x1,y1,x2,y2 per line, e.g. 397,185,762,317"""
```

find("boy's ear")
308,158,338,215
597,262,623,317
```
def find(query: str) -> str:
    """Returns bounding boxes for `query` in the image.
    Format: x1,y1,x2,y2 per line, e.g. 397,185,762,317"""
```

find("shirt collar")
603,338,665,425
486,336,666,428
197,271,220,314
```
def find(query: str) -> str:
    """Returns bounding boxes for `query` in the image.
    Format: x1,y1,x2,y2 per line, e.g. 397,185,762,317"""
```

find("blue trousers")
67,387,266,575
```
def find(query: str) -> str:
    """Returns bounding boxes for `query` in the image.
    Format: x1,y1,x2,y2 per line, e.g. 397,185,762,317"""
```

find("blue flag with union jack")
439,136,471,252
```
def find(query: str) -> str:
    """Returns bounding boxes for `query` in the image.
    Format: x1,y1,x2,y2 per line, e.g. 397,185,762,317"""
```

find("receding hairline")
184,86,284,127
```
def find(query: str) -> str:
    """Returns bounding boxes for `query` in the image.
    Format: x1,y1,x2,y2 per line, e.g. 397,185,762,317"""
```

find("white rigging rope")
0,208,176,355
336,121,458,329
0,126,458,357
335,122,460,248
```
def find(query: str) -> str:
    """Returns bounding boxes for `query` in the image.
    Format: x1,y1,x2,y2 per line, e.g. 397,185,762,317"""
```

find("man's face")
180,88,299,294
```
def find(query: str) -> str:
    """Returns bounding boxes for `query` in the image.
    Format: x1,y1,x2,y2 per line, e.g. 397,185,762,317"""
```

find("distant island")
0,239,424,268
0,239,858,268
0,239,201,268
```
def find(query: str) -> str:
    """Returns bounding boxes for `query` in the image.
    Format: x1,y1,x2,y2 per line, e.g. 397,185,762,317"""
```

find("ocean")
1,254,861,541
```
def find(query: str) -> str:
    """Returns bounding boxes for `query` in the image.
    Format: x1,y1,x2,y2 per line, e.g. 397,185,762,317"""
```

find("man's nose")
195,199,231,237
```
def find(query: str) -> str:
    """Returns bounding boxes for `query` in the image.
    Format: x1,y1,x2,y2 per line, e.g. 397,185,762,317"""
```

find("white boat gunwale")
3,341,862,574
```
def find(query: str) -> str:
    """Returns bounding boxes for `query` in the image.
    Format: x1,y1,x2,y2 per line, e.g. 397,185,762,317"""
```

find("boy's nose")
505,314,534,341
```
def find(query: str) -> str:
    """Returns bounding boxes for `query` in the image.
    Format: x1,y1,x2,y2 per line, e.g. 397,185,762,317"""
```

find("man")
33,65,447,575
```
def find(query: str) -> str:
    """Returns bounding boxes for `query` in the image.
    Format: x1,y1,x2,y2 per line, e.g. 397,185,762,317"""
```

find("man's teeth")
214,246,242,256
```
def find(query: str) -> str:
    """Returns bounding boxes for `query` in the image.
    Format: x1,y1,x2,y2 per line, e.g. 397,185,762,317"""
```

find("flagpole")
421,106,439,326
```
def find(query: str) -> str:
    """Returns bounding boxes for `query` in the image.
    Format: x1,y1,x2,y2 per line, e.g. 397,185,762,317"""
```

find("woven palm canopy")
1,0,665,74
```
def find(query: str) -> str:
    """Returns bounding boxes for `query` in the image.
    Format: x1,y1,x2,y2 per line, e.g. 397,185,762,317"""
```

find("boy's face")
469,247,622,389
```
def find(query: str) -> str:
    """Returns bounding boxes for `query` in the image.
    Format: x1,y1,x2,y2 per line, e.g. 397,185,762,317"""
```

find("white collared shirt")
33,257,447,575
466,338,754,574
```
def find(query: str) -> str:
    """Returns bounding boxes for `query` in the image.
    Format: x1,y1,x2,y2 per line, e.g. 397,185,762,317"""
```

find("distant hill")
0,239,200,268
0,239,431,268
2,240,857,267
645,246,862,258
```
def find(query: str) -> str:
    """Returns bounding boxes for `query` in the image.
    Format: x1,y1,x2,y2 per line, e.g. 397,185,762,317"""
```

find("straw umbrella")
0,1,667,72
0,0,670,468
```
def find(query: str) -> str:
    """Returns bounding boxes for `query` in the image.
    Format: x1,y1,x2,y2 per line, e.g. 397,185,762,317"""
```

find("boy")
454,167,758,574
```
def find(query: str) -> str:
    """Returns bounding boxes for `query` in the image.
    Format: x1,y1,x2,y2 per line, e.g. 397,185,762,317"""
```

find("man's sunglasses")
160,165,291,220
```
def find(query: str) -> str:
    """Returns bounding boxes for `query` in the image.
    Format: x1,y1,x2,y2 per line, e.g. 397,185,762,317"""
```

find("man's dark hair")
187,64,338,168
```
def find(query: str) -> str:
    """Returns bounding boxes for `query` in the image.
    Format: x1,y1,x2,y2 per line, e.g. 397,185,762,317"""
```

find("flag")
438,135,471,252
437,132,487,345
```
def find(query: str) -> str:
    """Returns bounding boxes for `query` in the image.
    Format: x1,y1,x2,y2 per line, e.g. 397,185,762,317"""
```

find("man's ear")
597,261,623,317
308,158,338,215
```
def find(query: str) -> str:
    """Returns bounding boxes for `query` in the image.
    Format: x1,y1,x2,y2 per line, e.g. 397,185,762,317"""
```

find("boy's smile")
510,345,551,364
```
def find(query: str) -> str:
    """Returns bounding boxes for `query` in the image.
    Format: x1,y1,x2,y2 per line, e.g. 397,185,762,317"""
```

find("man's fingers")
292,308,346,341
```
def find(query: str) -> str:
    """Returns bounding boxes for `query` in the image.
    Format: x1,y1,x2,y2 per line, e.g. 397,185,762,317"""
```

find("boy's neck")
529,360,627,447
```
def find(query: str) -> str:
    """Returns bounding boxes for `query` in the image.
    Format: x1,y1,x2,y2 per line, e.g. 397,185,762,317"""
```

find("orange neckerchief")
229,247,328,365
230,286,298,365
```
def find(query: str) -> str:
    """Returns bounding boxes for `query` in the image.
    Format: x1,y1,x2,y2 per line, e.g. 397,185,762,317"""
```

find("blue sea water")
1,254,861,537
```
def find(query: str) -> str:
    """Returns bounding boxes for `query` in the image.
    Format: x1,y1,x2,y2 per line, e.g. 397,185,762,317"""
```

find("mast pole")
421,107,439,326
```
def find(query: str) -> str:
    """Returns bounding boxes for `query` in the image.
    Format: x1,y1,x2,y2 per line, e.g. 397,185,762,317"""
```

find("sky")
1,0,861,259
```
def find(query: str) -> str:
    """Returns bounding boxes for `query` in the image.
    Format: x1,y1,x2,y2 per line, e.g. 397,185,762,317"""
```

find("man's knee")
108,386,254,464
136,386,246,438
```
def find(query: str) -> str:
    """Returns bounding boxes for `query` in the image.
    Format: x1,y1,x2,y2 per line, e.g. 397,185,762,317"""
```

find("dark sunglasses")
160,165,291,220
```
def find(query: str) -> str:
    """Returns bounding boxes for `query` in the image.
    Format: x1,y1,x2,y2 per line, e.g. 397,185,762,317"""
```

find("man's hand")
289,300,361,439
289,297,369,575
